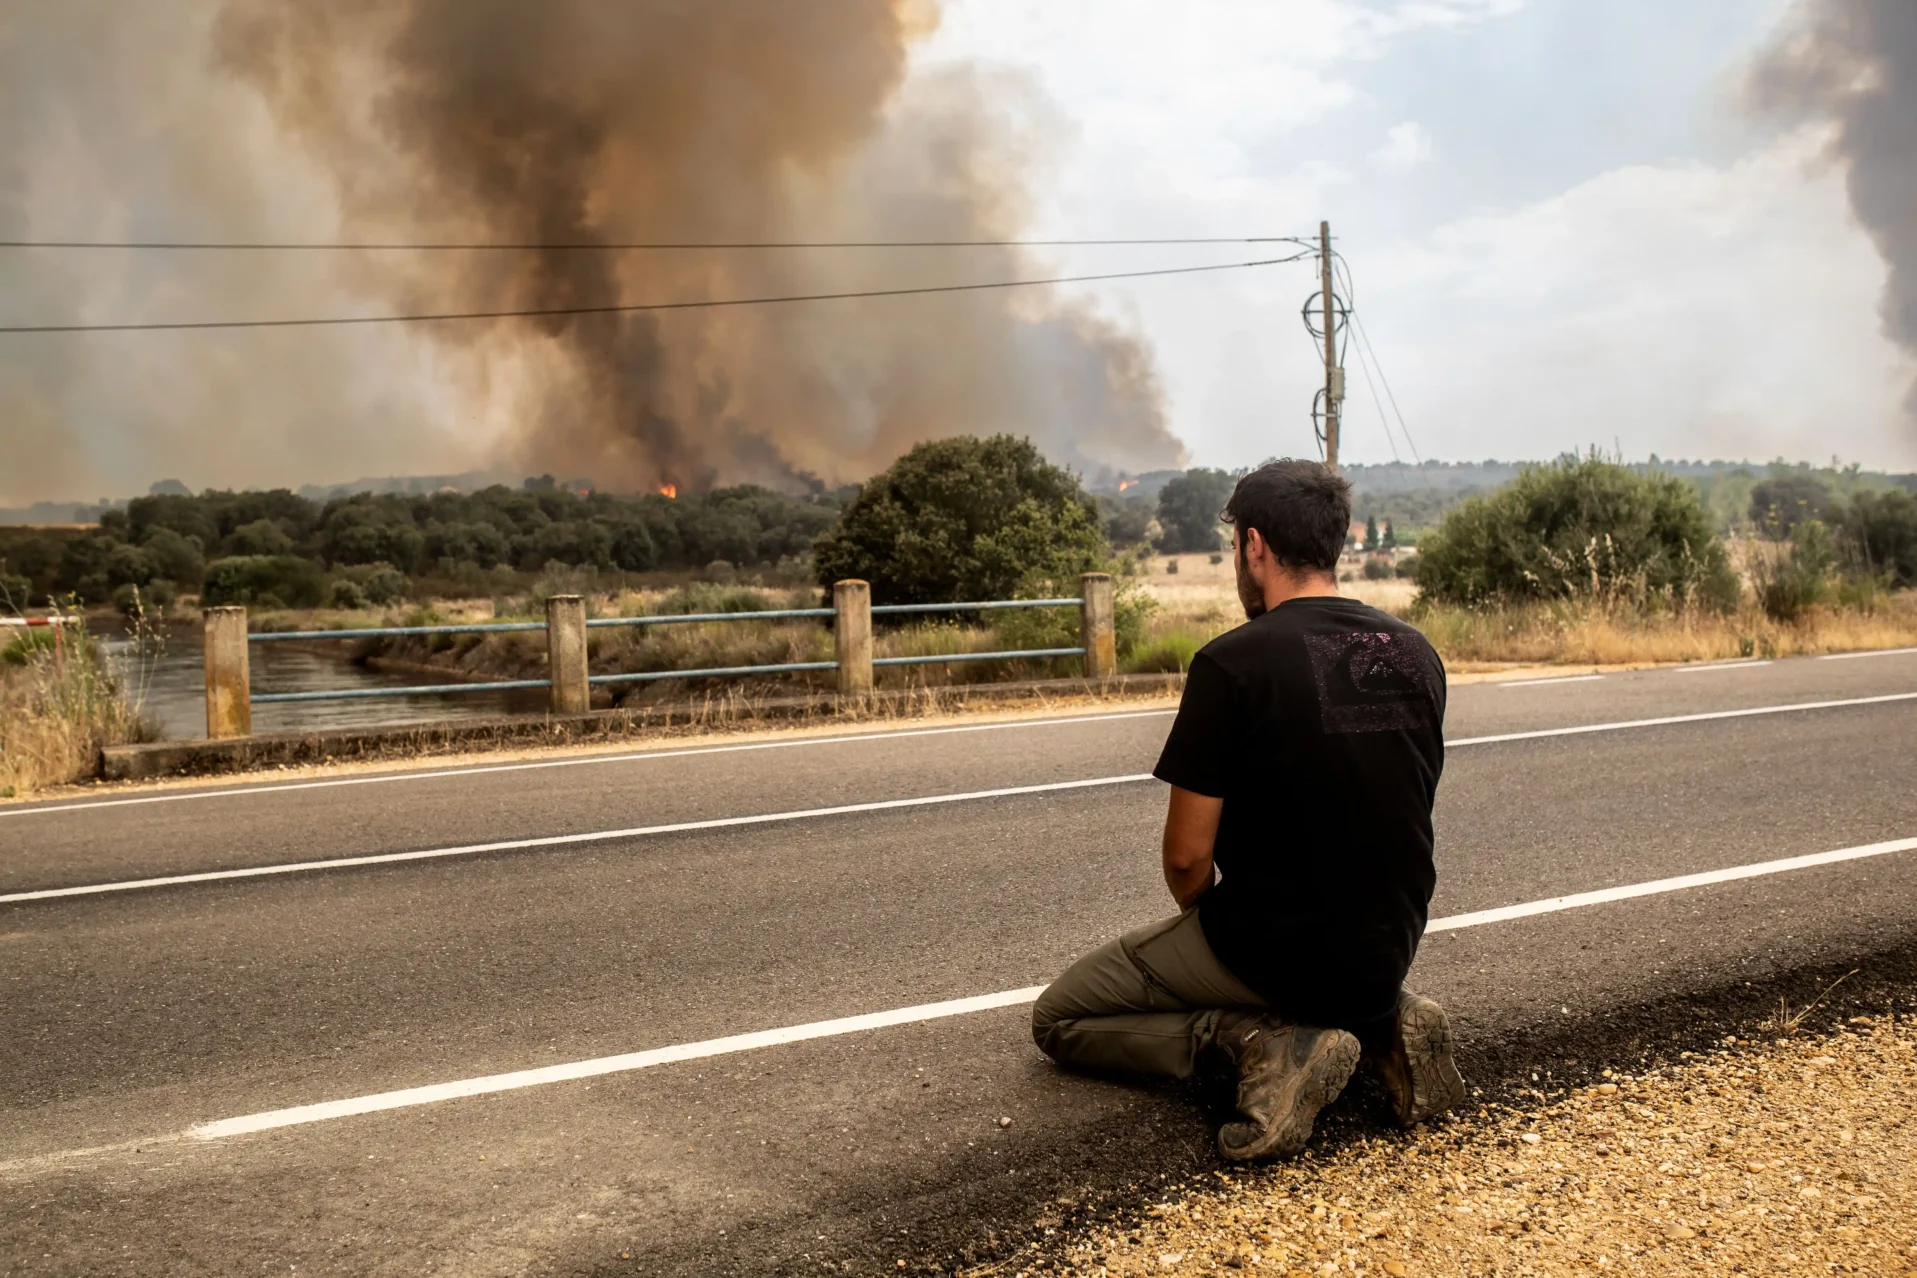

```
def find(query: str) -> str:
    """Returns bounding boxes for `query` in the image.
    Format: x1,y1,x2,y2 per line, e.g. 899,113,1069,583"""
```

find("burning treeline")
209,0,1182,494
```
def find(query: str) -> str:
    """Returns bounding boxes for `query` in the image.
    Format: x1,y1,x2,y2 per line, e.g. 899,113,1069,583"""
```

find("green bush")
1841,488,1917,587
814,435,1107,604
1753,519,1835,623
112,580,176,615
326,579,370,610
1415,455,1737,610
201,555,326,608
0,573,31,610
1362,557,1394,581
1126,630,1203,674
1749,474,1836,535
333,561,410,605
1394,555,1420,580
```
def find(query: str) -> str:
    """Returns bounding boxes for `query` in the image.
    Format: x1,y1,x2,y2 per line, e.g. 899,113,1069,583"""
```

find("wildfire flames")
657,484,678,499
1118,478,1139,493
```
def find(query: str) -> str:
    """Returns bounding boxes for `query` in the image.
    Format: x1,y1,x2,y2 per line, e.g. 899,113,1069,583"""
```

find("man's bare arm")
1162,785,1223,909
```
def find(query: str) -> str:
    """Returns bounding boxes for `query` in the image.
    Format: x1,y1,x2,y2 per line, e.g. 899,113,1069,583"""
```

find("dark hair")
1222,460,1352,574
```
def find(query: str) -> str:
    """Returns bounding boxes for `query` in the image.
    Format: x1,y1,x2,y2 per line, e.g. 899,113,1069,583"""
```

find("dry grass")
1132,553,1917,673
0,628,153,798
1029,1012,1917,1278
1415,595,1917,672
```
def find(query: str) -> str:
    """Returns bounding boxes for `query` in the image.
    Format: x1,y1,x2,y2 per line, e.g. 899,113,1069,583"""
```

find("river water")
105,626,548,741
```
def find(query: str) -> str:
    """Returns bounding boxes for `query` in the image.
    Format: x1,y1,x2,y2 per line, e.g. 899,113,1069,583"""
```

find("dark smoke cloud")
201,0,1180,493
1752,0,1917,415
0,1,1181,503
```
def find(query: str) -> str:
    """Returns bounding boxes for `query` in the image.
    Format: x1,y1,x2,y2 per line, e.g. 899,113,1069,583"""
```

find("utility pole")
1319,220,1341,472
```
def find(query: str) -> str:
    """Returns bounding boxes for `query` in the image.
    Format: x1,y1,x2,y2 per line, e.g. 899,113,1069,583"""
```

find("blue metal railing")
244,595,1085,705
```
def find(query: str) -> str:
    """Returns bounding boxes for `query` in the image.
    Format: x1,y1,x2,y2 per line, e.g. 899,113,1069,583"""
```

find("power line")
1350,309,1421,464
1348,323,1403,463
0,255,1308,335
0,235,1319,252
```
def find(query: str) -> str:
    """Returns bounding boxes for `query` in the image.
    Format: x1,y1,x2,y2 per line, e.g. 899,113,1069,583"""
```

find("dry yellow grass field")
1133,554,1917,673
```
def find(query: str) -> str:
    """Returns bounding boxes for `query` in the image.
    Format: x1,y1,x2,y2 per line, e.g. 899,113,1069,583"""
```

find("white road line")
1669,660,1772,673
193,987,1049,1140
181,833,1917,1142
0,709,1177,819
1821,646,1917,661
12,692,1917,905
1445,690,1917,747
1497,675,1604,688
0,774,1156,904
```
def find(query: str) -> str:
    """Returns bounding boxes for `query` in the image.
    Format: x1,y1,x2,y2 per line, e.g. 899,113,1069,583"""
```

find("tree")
1415,454,1737,609
1382,519,1397,549
1363,515,1380,552
813,435,1107,603
1749,474,1835,536
1155,468,1237,553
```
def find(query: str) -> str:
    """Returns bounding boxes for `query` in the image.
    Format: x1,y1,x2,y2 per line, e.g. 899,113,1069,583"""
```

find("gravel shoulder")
1010,1011,1917,1278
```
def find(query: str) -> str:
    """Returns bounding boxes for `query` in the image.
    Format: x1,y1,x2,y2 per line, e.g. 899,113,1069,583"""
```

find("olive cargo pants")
1031,909,1269,1079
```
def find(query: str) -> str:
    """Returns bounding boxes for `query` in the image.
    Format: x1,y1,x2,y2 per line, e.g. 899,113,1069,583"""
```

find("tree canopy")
812,435,1107,603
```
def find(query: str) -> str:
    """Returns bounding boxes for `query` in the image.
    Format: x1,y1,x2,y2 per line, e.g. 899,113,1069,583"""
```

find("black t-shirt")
1152,596,1446,1030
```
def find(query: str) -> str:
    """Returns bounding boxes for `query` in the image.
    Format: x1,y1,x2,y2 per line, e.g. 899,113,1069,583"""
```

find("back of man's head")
1223,460,1352,576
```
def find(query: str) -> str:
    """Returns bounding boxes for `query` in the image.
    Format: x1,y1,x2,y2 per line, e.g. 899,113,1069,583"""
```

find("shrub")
1127,630,1203,674
653,582,779,615
1749,474,1836,535
0,573,31,610
326,579,370,610
1841,488,1917,587
1363,557,1394,581
814,435,1107,604
112,580,176,615
201,555,326,608
1394,555,1420,579
332,561,410,605
1415,455,1737,610
1155,468,1238,553
1752,519,1835,623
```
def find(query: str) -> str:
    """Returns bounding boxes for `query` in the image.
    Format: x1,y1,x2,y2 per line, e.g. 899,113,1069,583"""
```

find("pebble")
999,1116,1013,1128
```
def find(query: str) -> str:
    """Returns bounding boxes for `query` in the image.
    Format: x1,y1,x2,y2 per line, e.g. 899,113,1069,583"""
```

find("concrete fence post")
833,579,873,704
546,594,590,715
203,606,252,739
1080,572,1117,680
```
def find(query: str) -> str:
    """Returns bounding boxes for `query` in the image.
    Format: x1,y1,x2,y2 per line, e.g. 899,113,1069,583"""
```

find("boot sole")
1218,1030,1361,1162
1395,995,1467,1125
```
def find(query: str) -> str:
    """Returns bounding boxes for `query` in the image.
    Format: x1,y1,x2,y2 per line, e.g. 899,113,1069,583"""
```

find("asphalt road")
3,649,1915,1275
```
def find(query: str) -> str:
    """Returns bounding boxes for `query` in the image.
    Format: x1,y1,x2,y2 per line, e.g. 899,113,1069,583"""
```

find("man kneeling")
1032,461,1464,1160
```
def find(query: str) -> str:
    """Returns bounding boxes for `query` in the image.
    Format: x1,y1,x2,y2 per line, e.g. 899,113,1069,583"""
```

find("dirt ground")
1023,1014,1917,1277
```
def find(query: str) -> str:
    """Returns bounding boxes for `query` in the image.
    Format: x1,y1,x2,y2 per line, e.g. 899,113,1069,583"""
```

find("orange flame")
1118,478,1138,493
657,483,677,499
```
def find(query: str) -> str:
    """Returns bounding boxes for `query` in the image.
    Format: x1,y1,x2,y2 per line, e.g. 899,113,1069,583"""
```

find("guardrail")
199,574,1118,739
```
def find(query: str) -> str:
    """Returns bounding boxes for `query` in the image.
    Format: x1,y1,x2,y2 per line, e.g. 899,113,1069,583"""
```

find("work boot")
1371,990,1467,1127
1209,1012,1361,1162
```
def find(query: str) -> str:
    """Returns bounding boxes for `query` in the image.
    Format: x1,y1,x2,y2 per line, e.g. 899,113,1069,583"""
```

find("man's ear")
1242,526,1267,566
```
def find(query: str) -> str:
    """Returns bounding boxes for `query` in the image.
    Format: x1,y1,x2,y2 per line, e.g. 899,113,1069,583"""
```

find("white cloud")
1372,122,1434,172
1355,127,1914,465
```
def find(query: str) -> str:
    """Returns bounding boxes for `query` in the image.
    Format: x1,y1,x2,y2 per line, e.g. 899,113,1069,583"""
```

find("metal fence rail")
196,575,1119,739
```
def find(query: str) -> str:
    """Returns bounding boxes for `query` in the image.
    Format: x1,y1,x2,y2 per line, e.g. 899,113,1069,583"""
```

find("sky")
917,0,1917,471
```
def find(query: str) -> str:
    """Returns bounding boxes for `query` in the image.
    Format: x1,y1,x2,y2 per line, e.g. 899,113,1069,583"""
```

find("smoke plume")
1752,0,1917,416
0,1,1185,502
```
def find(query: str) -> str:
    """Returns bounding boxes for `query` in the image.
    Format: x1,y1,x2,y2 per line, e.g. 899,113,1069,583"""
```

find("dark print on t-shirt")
1303,630,1439,735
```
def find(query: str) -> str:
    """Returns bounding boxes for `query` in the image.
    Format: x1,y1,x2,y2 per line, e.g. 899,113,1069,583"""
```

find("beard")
1234,540,1266,620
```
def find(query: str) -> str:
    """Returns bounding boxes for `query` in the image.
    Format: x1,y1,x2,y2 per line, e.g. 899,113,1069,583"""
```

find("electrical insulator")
1329,367,1346,403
